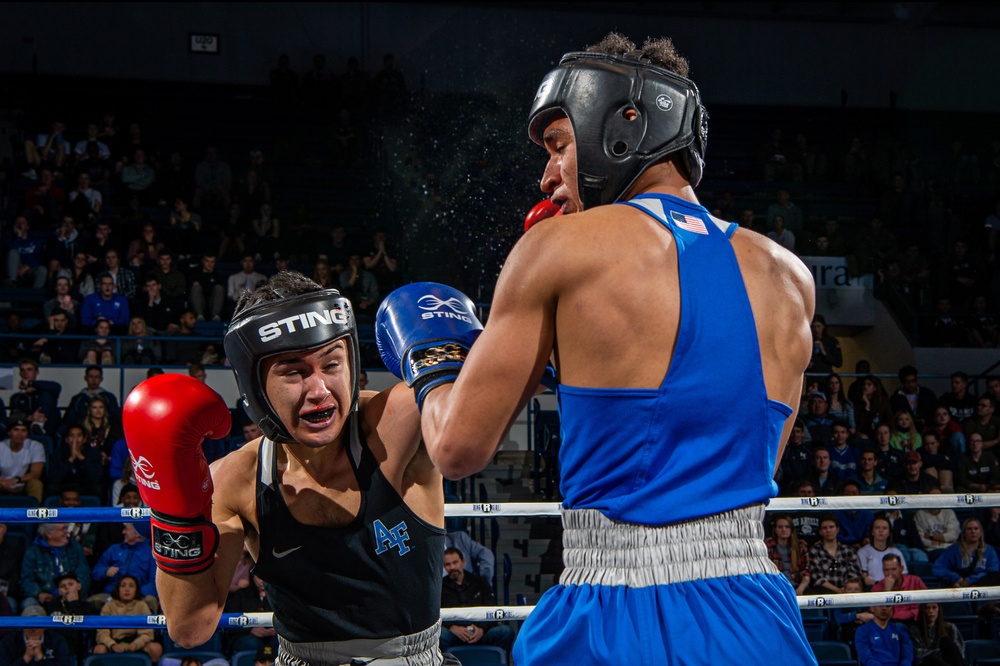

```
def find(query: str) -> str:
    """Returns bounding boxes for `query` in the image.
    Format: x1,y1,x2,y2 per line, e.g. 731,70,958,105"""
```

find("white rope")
444,493,1000,517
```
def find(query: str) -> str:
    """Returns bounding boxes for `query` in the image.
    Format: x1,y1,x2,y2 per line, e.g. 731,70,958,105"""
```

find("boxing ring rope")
1,494,997,629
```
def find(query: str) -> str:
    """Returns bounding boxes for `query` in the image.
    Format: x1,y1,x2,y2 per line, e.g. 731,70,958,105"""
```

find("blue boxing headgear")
223,288,360,442
528,50,708,210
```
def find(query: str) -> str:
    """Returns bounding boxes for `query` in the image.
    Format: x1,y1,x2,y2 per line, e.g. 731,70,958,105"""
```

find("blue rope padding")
0,613,267,629
0,507,149,523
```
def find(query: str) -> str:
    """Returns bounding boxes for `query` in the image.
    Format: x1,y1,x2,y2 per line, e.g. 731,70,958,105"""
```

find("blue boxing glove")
375,282,484,409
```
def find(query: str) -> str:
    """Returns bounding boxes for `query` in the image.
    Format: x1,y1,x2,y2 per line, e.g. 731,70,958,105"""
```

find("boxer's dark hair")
234,271,322,317
586,32,690,78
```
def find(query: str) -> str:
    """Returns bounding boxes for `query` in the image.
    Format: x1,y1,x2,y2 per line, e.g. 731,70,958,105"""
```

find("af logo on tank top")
373,518,411,555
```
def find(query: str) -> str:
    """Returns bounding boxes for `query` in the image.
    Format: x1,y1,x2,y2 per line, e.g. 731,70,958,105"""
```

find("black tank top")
253,414,444,642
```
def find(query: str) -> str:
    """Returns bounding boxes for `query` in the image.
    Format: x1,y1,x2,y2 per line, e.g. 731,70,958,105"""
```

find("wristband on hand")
149,510,219,575
405,340,474,409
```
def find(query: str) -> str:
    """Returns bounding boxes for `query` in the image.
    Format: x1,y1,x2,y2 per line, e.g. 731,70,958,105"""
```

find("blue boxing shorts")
513,506,816,665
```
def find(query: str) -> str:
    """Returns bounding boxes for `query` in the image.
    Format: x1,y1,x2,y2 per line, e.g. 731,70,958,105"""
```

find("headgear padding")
528,50,708,210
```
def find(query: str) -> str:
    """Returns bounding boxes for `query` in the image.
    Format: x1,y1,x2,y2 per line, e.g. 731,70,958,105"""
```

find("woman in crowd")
120,316,162,365
92,576,163,663
930,405,966,454
825,373,856,433
126,222,164,270
312,259,336,289
854,375,892,440
81,396,122,469
908,602,964,666
932,518,1000,587
62,251,96,300
857,515,908,586
78,318,116,365
47,424,104,493
764,514,811,594
918,431,956,492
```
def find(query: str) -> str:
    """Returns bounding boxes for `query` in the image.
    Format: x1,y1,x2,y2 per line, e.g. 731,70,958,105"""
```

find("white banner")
799,255,875,326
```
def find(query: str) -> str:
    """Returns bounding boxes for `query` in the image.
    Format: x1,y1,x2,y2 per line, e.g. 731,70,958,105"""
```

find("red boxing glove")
123,374,231,575
524,198,563,232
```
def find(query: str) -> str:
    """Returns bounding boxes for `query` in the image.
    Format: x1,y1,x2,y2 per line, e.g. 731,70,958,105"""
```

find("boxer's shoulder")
210,439,259,515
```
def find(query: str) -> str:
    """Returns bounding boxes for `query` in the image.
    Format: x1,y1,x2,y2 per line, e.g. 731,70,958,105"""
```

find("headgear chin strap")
223,289,360,442
528,50,708,210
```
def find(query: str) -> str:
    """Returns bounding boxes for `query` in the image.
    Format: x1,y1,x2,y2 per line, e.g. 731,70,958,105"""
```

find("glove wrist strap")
150,509,219,575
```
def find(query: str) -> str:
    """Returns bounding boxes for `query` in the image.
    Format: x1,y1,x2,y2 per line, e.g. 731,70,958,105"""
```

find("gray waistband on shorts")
277,621,442,666
559,505,777,588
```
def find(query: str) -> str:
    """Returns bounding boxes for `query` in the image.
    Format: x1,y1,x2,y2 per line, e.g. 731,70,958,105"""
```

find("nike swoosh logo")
272,546,302,559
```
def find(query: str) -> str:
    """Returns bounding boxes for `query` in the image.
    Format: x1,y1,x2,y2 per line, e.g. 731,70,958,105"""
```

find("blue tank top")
557,193,792,525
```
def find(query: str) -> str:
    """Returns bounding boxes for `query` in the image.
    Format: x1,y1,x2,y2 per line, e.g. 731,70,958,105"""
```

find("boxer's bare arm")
156,445,257,647
422,224,560,480
363,384,444,526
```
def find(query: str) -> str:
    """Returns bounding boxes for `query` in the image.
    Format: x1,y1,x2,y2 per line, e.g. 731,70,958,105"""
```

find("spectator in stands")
82,221,118,267
102,249,136,302
855,215,898,278
163,311,215,366
883,498,927,567
312,259,336,289
0,416,45,505
81,275,129,331
858,517,908,587
301,53,338,107
765,214,794,252
942,239,982,309
932,518,1000,588
372,53,407,111
193,146,232,210
120,316,162,365
899,243,931,307
42,275,80,330
64,251,95,300
956,433,1000,493
11,359,60,439
891,366,938,432
899,451,938,495
0,524,24,608
878,172,919,231
119,148,156,205
908,603,964,666
223,574,277,655
148,249,187,302
834,481,873,548
825,374,855,433
268,53,299,100
234,166,270,216
766,187,804,235
0,616,73,666
31,311,76,365
890,412,923,452
92,575,162,662
787,480,822,544
439,547,514,654
90,523,157,611
789,133,826,182
249,203,281,261
871,554,926,624
804,516,863,594
80,396,121,466
63,366,120,430
833,579,872,645
217,202,247,262
852,447,888,495
927,296,965,348
73,123,110,162
227,254,267,305
5,215,47,289
758,129,789,182
765,514,810,595
43,217,80,278
855,603,914,665
986,507,1000,551
804,391,835,445
332,108,362,168
189,254,225,323
811,446,844,496
808,315,842,375
56,486,97,562
20,523,91,610
363,229,399,291
47,426,103,496
126,222,164,272
963,395,1000,451
133,274,182,334
340,56,370,112
966,294,999,348
918,433,955,492
164,196,202,261
67,172,102,225
23,121,69,178
829,421,859,480
42,572,94,661
74,141,113,198
77,318,116,366
913,489,960,561
324,224,353,273
778,419,813,490
930,406,966,455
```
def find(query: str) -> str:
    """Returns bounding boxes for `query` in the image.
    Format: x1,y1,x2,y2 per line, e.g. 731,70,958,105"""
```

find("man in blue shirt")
89,523,158,612
80,273,129,330
855,604,913,665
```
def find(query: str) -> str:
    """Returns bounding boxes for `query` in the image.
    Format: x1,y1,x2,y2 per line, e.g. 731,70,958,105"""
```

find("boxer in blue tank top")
402,32,819,665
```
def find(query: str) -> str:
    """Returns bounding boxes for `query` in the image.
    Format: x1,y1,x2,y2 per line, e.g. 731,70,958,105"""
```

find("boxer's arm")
421,234,557,479
156,453,248,648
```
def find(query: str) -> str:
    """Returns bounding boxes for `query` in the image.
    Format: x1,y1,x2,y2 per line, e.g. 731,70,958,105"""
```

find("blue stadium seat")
231,650,256,666
446,645,508,665
809,640,854,666
162,629,224,655
84,654,153,666
965,639,1000,666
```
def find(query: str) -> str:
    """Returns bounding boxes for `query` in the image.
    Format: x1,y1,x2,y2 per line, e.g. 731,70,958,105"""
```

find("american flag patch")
670,210,708,235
